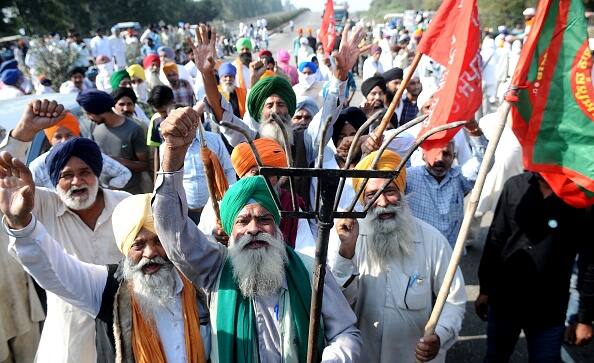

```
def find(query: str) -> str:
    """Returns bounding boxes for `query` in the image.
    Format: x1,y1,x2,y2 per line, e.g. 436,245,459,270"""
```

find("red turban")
143,54,160,69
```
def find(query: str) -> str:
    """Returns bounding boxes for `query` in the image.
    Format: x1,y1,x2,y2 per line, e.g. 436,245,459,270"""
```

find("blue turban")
46,138,103,186
0,59,18,74
218,62,237,77
76,89,114,115
157,46,175,60
295,96,319,117
1,69,21,86
298,61,318,74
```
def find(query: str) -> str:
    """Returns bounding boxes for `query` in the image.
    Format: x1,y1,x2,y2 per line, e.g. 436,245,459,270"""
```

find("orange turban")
43,112,81,141
259,70,276,80
231,138,287,178
162,62,178,75
352,150,406,203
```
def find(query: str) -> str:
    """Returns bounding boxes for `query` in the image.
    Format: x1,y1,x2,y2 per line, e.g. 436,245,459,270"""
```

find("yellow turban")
112,194,156,254
352,150,407,202
126,64,146,81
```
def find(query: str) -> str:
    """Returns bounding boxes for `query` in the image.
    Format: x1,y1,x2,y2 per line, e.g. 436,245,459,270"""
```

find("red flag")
416,0,482,152
319,0,336,54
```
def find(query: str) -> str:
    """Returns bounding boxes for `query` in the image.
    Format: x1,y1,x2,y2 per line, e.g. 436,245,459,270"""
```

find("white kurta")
330,217,467,363
362,57,384,81
109,35,127,70
475,112,523,216
89,36,112,58
0,136,129,363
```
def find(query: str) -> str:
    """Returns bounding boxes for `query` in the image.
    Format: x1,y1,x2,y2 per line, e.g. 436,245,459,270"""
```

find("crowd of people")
0,7,592,363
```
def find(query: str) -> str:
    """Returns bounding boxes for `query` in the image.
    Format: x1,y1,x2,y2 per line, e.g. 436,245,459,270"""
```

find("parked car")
0,92,92,165
111,22,142,36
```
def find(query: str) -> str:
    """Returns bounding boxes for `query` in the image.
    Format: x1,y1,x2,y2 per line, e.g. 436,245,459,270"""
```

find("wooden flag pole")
373,52,423,138
417,101,512,362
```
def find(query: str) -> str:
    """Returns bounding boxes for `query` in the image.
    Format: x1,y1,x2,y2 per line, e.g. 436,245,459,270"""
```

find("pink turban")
277,49,290,64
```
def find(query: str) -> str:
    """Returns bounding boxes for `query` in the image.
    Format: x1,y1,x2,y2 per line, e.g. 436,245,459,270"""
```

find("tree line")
367,0,594,29
0,0,285,37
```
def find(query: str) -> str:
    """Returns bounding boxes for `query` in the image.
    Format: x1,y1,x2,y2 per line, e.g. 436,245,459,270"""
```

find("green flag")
509,0,594,208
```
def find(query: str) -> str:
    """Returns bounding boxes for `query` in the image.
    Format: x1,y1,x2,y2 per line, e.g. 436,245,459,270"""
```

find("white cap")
386,131,416,157
523,7,536,17
417,84,438,110
497,25,507,33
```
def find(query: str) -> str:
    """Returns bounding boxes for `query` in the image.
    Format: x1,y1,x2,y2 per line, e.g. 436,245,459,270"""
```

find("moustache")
234,231,280,250
131,256,172,272
66,185,88,197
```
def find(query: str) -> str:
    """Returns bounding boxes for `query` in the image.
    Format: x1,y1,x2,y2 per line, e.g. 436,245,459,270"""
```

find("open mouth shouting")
142,262,163,275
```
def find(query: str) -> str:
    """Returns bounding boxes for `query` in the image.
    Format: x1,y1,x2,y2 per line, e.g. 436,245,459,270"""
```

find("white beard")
259,114,294,146
146,70,162,89
56,177,99,210
221,83,236,94
133,82,148,102
123,255,177,319
362,203,415,269
228,226,288,298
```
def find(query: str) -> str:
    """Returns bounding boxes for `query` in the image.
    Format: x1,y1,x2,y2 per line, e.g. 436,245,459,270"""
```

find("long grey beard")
259,113,294,146
228,226,288,298
146,70,163,89
362,203,415,269
123,256,177,319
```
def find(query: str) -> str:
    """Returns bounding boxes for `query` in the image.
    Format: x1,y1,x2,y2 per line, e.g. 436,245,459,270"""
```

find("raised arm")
0,99,67,160
190,25,257,146
0,151,106,317
153,107,226,291
305,24,366,165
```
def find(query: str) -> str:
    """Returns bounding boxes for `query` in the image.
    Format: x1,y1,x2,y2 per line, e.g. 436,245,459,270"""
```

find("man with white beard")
0,100,131,362
217,62,247,119
1,184,210,362
193,24,364,207
151,106,362,361
330,150,466,363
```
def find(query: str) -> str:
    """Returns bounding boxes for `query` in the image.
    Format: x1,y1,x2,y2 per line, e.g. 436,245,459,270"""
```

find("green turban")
220,176,280,236
110,70,130,90
247,76,296,122
235,37,253,53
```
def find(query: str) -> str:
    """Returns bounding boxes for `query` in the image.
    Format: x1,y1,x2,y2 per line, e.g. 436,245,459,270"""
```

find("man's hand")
415,334,440,362
575,323,593,346
213,220,229,246
189,25,217,75
249,60,265,86
360,134,382,155
333,24,366,81
160,107,200,172
359,99,375,116
474,293,489,321
464,118,482,136
336,218,358,259
566,323,593,346
12,99,67,142
0,152,35,229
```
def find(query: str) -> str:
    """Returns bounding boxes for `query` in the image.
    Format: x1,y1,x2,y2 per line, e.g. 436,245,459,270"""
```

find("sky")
290,0,372,13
